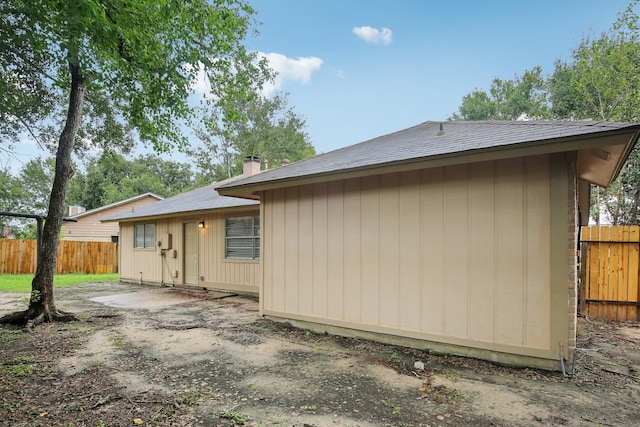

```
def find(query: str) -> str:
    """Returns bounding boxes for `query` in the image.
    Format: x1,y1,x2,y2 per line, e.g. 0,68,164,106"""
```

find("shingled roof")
71,192,163,219
216,120,640,195
103,179,258,223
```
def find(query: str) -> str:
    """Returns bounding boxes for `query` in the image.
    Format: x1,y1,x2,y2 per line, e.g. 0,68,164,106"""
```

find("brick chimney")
243,156,261,177
69,205,86,216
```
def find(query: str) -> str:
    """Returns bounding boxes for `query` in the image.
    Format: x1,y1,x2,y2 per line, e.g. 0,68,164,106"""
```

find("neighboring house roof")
216,120,640,197
102,177,258,223
71,192,163,219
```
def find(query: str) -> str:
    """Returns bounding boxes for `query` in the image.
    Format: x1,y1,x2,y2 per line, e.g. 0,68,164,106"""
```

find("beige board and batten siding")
262,154,572,366
119,209,260,294
64,194,160,241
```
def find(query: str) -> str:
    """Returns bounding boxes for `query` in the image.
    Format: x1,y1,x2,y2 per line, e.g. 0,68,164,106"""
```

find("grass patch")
109,332,125,347
0,273,118,292
220,409,249,425
1,363,39,377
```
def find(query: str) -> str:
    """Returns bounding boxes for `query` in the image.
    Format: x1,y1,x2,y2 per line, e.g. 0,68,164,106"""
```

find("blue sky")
244,0,631,154
7,0,633,171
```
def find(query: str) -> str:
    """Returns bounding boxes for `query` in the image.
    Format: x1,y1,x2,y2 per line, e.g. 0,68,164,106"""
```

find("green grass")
0,273,118,292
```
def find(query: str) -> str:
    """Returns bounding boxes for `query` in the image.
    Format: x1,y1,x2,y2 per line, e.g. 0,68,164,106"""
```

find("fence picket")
581,225,640,322
0,240,118,274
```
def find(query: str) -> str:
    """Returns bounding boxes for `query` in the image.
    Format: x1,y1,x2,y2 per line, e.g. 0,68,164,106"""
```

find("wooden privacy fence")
580,225,640,322
0,240,118,274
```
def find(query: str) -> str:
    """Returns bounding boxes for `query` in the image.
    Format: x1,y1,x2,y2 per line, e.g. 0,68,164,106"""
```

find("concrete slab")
0,293,25,314
89,289,229,309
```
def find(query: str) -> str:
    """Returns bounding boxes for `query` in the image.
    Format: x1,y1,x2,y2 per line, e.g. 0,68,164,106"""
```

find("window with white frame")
134,223,155,249
225,216,260,259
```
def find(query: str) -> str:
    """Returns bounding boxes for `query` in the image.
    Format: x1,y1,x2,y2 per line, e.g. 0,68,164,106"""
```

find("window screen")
225,217,260,259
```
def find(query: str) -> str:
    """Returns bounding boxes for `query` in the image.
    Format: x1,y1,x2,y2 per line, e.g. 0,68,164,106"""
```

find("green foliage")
0,273,118,292
550,33,640,122
68,153,196,210
191,92,316,183
1,0,268,153
451,67,549,120
0,157,55,237
381,399,401,415
558,1,640,224
220,409,249,425
2,152,197,234
452,1,640,224
0,168,24,235
452,90,498,121
181,389,200,406
29,289,41,303
1,362,38,377
0,0,269,315
17,157,55,213
0,1,56,147
109,332,125,348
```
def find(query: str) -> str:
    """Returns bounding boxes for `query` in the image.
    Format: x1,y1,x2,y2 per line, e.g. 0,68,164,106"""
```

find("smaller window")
225,216,260,259
134,223,155,249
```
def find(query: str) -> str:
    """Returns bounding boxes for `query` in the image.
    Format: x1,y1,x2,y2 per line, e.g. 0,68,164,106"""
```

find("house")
217,120,640,370
102,158,261,295
63,193,163,242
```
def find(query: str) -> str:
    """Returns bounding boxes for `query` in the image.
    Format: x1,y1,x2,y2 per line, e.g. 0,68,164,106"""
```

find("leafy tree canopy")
68,153,196,210
1,0,269,153
451,66,549,121
0,157,54,238
0,0,270,325
191,91,316,185
451,1,640,225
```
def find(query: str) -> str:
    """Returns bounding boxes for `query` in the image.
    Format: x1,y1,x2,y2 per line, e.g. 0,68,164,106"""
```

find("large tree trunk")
1,63,85,327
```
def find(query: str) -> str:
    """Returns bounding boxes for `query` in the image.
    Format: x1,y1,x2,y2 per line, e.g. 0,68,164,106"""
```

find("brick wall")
567,161,578,353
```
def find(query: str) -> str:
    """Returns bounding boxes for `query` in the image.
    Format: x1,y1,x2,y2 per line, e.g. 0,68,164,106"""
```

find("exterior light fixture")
198,221,205,228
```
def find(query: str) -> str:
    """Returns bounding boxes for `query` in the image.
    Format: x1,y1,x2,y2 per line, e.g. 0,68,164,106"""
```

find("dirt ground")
1,282,640,427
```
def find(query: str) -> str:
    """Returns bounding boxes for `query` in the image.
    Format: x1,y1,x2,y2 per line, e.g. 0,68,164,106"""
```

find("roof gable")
72,193,163,219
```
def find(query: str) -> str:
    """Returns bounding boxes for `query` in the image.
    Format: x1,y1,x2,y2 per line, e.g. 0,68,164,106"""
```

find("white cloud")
186,54,323,99
185,62,211,96
192,69,210,95
352,26,393,45
259,52,323,97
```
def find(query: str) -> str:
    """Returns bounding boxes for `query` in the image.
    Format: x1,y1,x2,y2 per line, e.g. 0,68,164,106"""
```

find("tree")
132,154,196,197
68,153,196,209
191,92,316,184
17,157,56,215
0,168,23,235
451,67,550,121
0,158,56,238
451,1,640,224
548,1,640,224
0,0,269,325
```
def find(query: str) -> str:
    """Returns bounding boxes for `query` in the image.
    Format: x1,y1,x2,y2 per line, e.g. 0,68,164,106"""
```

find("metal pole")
36,218,43,264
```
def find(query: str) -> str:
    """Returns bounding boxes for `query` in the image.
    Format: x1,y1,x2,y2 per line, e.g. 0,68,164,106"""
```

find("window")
134,223,155,249
225,216,260,259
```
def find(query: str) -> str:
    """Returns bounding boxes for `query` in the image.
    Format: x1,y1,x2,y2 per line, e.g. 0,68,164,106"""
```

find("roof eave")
218,129,640,198
608,129,639,183
101,204,260,223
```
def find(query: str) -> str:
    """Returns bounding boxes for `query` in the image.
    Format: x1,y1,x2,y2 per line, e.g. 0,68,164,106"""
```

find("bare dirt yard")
1,282,640,427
